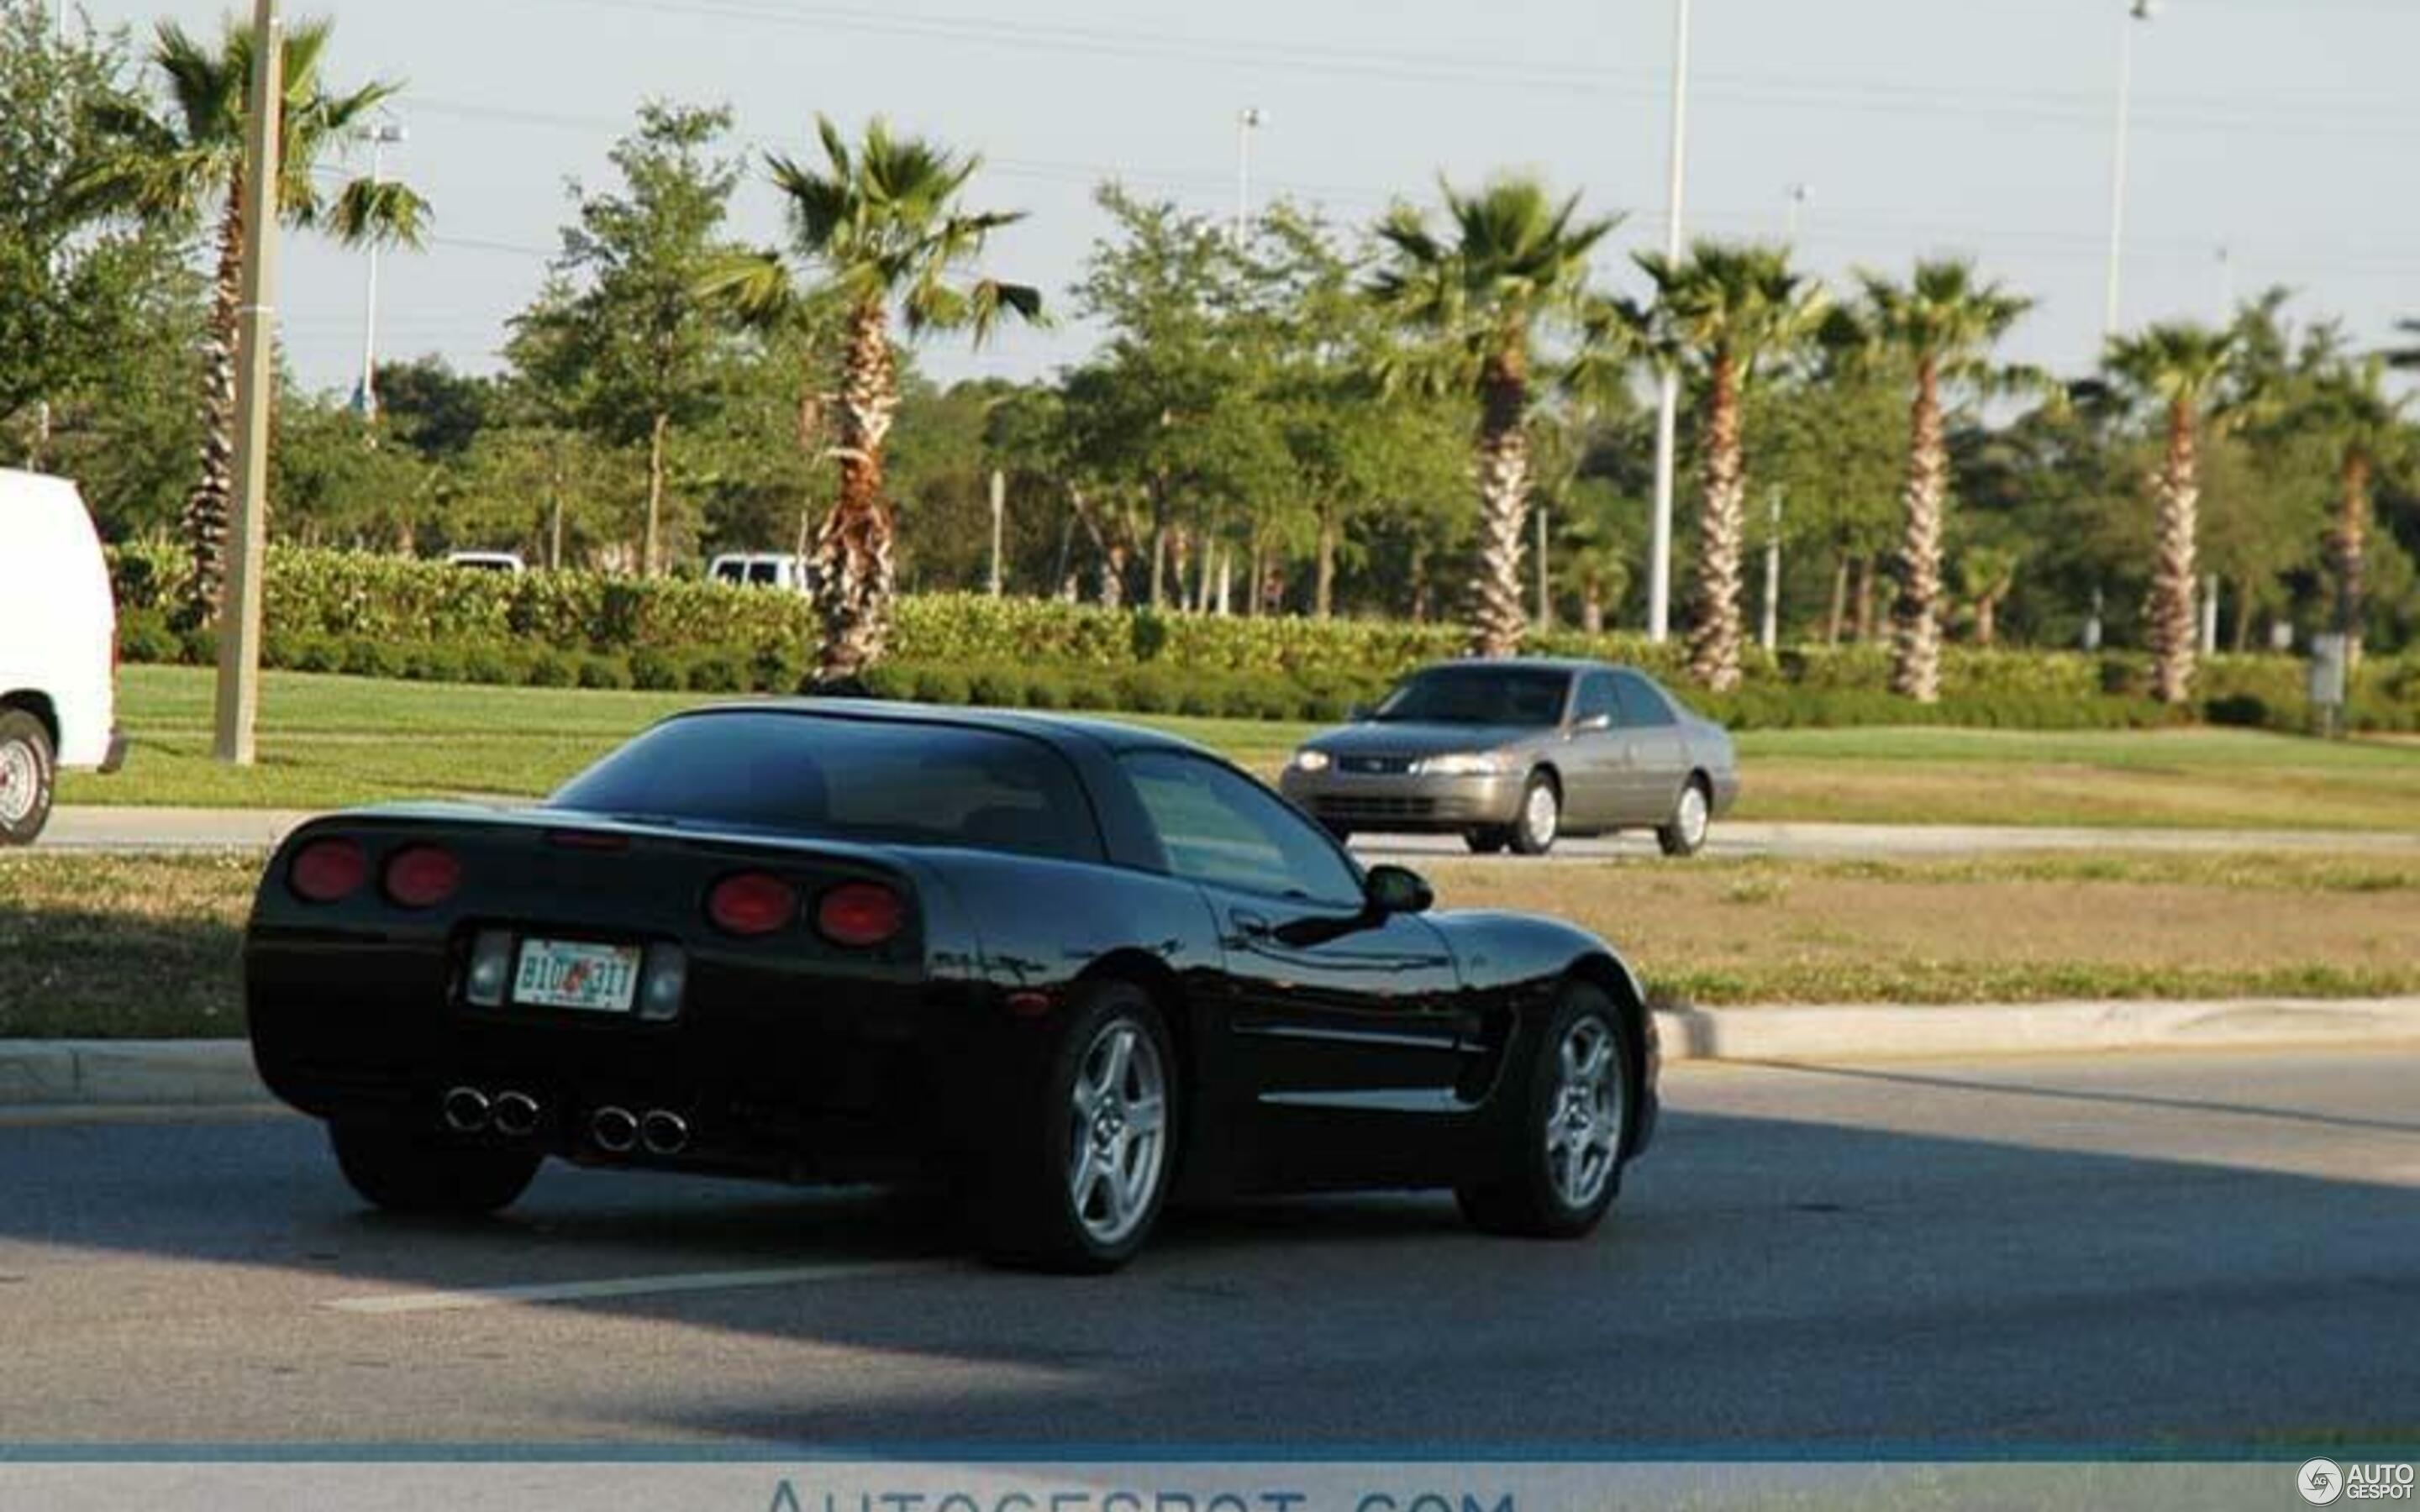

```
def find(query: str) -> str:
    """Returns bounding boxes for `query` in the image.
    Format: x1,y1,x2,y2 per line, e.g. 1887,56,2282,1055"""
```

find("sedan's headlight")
1414,751,1512,777
1290,748,1333,773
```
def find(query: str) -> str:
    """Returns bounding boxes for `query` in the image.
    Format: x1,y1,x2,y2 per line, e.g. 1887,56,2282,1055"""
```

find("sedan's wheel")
1656,775,1712,858
1456,981,1629,1239
1463,827,1509,855
1507,772,1560,856
329,1123,541,1216
976,982,1176,1273
0,710,56,848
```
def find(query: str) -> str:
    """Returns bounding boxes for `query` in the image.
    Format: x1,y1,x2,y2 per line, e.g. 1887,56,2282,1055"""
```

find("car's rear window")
550,712,1102,860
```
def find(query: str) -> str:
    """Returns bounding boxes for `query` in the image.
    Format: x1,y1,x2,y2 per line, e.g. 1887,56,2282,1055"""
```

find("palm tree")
2304,354,2411,667
702,116,1039,686
1849,260,2031,701
1620,241,1828,691
1368,176,1618,658
2104,323,2238,705
71,17,427,625
1954,543,2023,648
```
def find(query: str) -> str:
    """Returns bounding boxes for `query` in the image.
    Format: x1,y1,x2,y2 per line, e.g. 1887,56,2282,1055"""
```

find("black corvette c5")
245,701,1660,1271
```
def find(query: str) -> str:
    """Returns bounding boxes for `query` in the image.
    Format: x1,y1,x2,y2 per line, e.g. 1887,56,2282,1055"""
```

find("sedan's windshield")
550,712,1102,861
1371,667,1571,727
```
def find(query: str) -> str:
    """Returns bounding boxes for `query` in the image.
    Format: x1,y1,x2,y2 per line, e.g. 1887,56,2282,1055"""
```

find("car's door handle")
1230,909,1273,941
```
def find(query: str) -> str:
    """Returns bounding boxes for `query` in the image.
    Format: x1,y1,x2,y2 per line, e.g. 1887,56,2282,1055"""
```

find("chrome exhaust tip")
492,1090,542,1138
639,1109,690,1157
590,1105,638,1153
441,1086,492,1134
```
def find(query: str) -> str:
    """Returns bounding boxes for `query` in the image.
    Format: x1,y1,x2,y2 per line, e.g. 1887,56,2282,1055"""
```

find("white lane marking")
324,1260,943,1314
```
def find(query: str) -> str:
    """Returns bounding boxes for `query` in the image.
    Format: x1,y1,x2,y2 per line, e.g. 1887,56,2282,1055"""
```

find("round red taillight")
707,871,797,937
383,844,462,909
288,837,368,903
816,881,905,948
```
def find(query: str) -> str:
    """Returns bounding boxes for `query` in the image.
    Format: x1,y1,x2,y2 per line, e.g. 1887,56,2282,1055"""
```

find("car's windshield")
1371,667,1571,727
550,712,1102,861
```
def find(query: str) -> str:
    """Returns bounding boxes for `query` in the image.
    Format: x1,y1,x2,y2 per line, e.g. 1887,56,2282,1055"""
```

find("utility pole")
987,468,1006,596
2104,0,2155,344
213,0,281,767
1646,0,1691,642
1535,501,1551,629
1234,108,1265,242
1760,488,1782,651
355,120,405,420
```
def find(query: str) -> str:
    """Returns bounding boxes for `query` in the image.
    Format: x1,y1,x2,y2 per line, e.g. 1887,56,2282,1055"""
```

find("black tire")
1507,770,1560,857
1456,980,1630,1240
972,980,1178,1273
0,709,56,848
1656,774,1714,858
1464,828,1509,855
329,1123,542,1217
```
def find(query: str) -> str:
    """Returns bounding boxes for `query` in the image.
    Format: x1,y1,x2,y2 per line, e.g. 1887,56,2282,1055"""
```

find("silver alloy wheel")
1676,782,1710,849
1544,1017,1623,1210
1067,1019,1168,1246
0,739,35,826
1521,780,1560,849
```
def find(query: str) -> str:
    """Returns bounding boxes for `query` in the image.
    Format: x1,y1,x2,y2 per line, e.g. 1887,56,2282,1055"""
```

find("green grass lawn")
55,664,2420,831
9,848,2415,1037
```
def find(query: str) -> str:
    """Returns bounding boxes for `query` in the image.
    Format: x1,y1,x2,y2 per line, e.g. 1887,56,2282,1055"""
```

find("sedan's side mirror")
1571,712,1613,733
1364,864,1434,916
1346,702,1373,722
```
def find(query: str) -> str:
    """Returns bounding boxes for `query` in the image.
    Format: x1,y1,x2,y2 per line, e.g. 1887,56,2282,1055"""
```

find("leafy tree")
370,355,495,462
704,115,1040,685
1839,260,2032,701
1621,240,1828,689
513,102,739,578
2300,355,2412,664
1369,175,1618,657
71,13,427,622
2104,323,2239,703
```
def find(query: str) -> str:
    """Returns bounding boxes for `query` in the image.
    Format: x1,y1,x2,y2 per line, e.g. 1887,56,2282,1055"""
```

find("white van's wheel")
0,711,55,847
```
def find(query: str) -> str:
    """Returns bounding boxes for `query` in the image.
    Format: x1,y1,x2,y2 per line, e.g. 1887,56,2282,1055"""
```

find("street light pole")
356,121,405,421
2103,0,2154,343
1760,186,1807,653
1234,108,1265,242
1646,0,1691,643
213,0,282,766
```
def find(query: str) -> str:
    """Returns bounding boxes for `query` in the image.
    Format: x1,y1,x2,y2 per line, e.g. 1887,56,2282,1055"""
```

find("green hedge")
107,541,2420,731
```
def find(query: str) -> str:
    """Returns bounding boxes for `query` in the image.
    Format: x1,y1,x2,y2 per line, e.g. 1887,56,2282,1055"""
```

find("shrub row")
109,542,2420,730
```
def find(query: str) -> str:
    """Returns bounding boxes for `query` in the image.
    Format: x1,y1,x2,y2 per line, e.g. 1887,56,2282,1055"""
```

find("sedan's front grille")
1314,795,1439,819
1337,755,1416,775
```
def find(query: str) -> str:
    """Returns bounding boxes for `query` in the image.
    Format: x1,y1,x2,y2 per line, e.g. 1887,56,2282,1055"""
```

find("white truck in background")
0,470,125,844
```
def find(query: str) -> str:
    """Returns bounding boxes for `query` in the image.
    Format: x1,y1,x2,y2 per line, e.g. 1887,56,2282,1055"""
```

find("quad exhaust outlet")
491,1090,542,1138
639,1109,691,1157
590,1105,639,1153
441,1086,492,1134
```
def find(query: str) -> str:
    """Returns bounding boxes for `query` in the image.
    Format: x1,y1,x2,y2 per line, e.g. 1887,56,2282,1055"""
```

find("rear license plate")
512,939,641,1013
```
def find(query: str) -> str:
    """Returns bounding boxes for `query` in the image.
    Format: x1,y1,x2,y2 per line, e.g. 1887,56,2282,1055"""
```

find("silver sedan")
1276,659,1740,857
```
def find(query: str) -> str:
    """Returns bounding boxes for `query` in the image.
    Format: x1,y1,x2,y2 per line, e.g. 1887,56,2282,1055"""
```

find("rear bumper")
1278,769,1527,832
246,935,1022,1184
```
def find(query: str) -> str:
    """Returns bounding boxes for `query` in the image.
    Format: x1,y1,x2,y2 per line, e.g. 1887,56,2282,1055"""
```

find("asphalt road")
3,1045,2414,1447
40,803,2420,860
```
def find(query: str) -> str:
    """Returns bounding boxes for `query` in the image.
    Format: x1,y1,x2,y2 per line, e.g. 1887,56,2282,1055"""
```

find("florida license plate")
512,939,641,1012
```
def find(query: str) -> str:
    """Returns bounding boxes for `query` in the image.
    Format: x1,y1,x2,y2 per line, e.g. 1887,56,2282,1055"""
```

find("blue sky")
76,0,2420,396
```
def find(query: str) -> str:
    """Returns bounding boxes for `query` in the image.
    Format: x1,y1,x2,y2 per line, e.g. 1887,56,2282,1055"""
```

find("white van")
708,553,813,593
0,470,124,844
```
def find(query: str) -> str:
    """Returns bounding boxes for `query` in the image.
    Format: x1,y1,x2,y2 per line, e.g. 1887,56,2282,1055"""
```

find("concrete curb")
7,996,2420,1108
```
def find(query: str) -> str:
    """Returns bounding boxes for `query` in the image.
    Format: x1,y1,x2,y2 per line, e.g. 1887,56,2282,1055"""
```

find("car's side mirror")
1571,712,1613,733
1364,864,1434,916
1346,702,1373,722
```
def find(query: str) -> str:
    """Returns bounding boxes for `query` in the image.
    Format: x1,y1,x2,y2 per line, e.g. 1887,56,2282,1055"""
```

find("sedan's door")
1558,669,1628,829
1119,751,1476,1185
1613,670,1691,822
